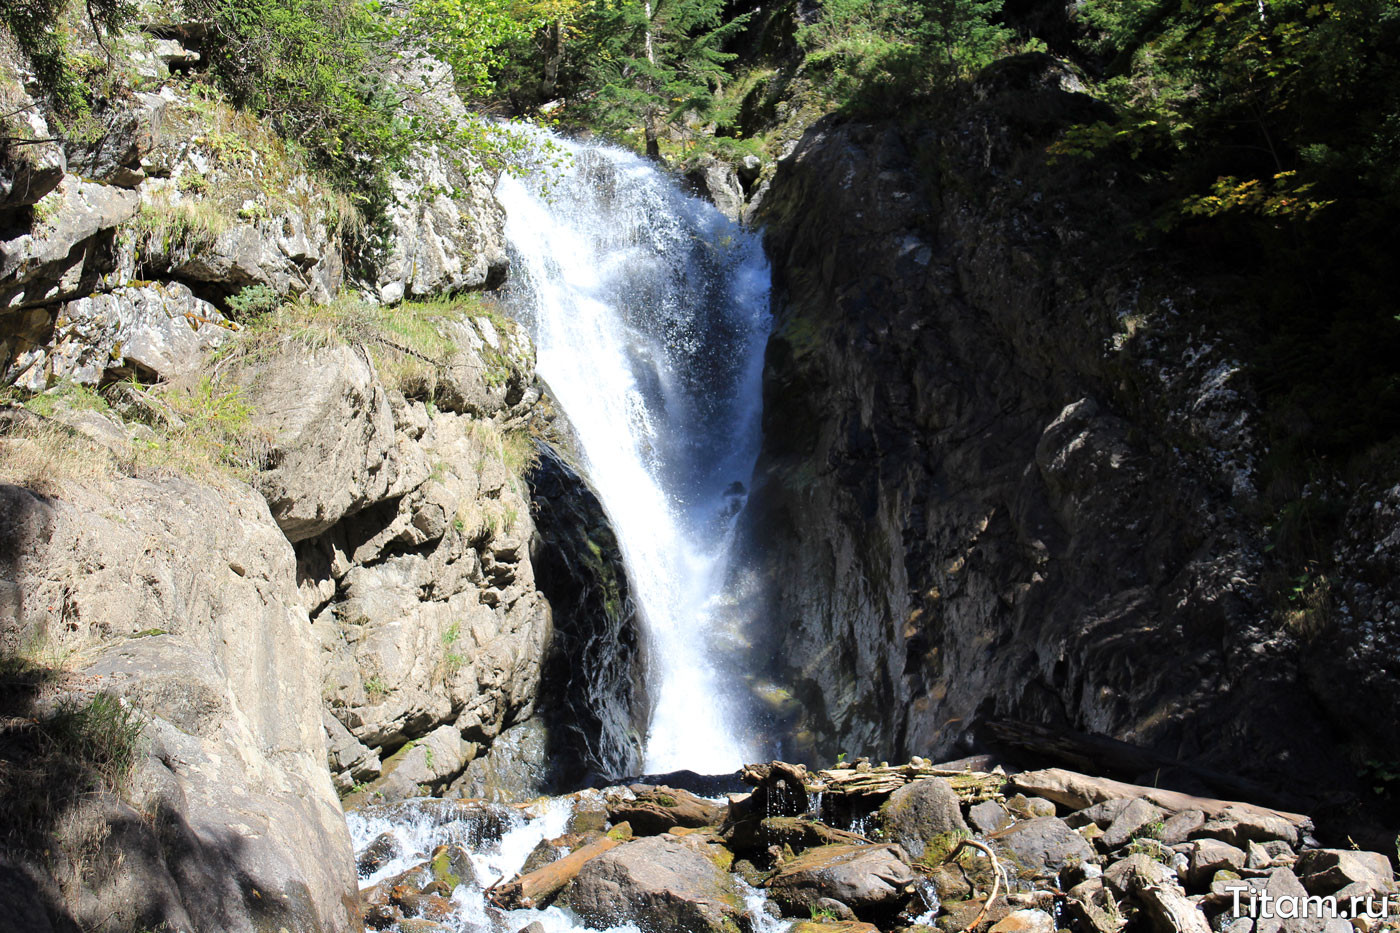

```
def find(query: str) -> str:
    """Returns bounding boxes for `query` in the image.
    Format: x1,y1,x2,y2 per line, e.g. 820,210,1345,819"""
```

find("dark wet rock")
610,785,725,835
736,57,1355,797
358,832,403,877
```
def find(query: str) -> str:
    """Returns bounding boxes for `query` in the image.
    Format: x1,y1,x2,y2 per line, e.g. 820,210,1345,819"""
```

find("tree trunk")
543,17,563,97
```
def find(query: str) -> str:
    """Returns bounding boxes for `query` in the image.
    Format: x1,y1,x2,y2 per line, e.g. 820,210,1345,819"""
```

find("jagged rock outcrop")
371,56,510,304
738,55,1344,797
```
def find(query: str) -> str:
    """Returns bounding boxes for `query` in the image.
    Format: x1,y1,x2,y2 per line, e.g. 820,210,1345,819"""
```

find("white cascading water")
497,131,771,774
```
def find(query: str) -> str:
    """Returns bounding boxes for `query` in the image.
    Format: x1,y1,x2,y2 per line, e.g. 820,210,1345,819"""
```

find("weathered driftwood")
738,759,1006,804
809,764,1006,803
487,823,633,909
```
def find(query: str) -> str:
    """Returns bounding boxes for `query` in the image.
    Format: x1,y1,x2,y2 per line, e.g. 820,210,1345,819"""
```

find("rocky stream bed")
346,759,1397,933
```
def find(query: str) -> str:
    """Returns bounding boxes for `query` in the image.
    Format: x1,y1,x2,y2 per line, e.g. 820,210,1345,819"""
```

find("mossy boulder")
877,778,970,859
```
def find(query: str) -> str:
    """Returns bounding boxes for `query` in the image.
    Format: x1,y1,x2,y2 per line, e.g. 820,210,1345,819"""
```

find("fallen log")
487,822,633,909
1009,768,1310,827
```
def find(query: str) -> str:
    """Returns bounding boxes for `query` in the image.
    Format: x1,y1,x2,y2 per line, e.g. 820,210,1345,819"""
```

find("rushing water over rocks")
497,132,772,774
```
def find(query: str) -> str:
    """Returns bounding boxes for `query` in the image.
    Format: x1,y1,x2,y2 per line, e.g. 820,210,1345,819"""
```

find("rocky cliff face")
0,19,640,931
738,56,1371,803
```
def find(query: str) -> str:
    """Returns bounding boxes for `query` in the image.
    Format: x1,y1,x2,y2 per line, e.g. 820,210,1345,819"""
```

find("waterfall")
497,132,771,775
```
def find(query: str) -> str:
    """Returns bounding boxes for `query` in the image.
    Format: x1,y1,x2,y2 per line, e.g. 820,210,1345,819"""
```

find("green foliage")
226,285,280,320
189,0,405,191
571,0,753,156
0,0,133,115
1055,0,1400,500
795,0,1013,111
364,675,388,700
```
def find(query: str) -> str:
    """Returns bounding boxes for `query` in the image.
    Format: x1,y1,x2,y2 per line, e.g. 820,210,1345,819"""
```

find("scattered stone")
988,908,1057,933
1196,807,1301,849
1188,840,1248,887
358,832,402,877
812,897,858,921
968,801,1014,835
1005,795,1058,819
1293,849,1395,900
992,817,1098,882
1163,810,1208,845
609,786,725,835
563,835,746,933
787,922,880,933
1104,853,1176,902
1099,798,1169,851
1067,799,1133,830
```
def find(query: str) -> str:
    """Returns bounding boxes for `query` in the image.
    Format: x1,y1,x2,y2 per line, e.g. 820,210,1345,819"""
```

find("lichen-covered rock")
0,176,139,309
0,91,66,214
63,92,166,188
370,56,508,303
121,87,345,302
564,835,746,933
877,777,969,858
5,282,231,390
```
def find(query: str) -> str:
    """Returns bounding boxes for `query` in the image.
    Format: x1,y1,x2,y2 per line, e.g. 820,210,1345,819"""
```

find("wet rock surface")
738,57,1359,800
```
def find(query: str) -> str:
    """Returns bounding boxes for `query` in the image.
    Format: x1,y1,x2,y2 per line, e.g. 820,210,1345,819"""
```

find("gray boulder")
565,835,746,933
993,817,1098,882
0,477,357,932
238,343,423,541
764,843,916,916
1187,839,1248,887
687,154,746,223
1098,798,1168,851
1293,849,1395,900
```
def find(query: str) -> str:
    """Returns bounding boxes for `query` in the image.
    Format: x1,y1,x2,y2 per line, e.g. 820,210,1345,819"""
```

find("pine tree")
580,0,750,158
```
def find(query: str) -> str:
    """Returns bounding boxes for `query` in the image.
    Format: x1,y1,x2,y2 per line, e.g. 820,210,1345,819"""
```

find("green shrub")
227,284,280,320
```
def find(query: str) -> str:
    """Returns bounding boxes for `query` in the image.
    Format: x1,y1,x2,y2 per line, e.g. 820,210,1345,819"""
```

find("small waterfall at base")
497,131,771,775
